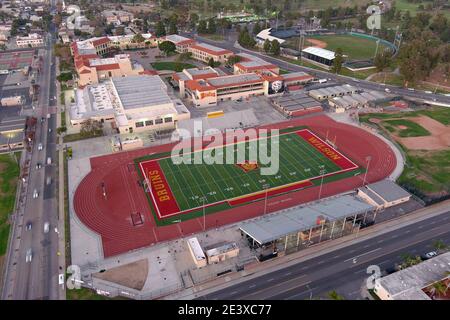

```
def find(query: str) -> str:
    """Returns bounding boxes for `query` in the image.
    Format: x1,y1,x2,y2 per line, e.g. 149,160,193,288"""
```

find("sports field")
137,128,360,220
306,35,388,60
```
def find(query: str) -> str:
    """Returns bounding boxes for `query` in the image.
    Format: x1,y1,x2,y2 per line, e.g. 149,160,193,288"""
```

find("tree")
57,72,73,82
56,126,67,135
328,291,345,300
176,52,192,62
263,39,271,53
158,41,176,56
207,18,216,34
208,57,215,67
132,33,145,43
227,55,242,66
332,48,344,74
155,21,166,37
238,29,256,48
374,51,392,72
253,21,262,35
270,40,280,55
197,20,207,34
168,21,178,35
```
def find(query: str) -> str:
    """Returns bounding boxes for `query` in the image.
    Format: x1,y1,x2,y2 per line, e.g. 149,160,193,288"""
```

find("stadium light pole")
263,184,270,215
318,166,326,200
362,156,372,186
202,197,206,232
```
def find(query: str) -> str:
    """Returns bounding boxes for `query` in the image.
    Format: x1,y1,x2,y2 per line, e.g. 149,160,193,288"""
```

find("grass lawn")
304,35,389,61
66,287,129,300
359,107,450,126
151,61,196,72
383,119,431,137
63,130,103,143
198,34,224,41
395,0,450,19
359,109,450,197
370,73,405,86
0,152,21,256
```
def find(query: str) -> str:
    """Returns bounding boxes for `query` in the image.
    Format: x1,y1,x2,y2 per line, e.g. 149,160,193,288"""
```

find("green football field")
138,129,360,220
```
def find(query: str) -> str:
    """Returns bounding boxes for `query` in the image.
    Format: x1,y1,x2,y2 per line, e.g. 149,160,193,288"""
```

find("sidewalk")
164,199,450,299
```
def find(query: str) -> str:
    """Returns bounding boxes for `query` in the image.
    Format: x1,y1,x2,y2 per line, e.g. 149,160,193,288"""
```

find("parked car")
423,251,437,259
26,249,32,263
36,163,42,169
38,143,43,151
26,221,32,231
33,189,38,199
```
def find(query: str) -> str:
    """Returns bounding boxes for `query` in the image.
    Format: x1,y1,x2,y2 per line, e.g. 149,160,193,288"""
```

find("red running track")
73,115,397,257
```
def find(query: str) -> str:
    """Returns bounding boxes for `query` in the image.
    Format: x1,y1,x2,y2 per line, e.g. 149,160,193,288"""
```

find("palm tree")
328,290,345,300
431,282,447,299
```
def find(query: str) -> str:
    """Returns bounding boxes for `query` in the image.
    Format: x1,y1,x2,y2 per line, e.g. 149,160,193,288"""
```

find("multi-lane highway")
198,208,450,300
2,0,60,300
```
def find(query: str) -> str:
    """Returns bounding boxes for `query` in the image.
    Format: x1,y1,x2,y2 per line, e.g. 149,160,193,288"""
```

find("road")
2,0,60,300
198,209,450,300
185,32,450,106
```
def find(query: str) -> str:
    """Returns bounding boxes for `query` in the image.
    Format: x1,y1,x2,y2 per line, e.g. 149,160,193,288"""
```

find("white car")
407,88,415,91
36,163,42,170
44,222,49,233
38,143,43,151
424,251,437,259
424,90,432,94
385,88,391,93
33,189,39,199
26,249,32,263
26,221,32,231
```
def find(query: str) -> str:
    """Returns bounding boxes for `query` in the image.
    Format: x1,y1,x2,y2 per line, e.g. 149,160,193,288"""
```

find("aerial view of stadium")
2,0,450,308
137,127,361,221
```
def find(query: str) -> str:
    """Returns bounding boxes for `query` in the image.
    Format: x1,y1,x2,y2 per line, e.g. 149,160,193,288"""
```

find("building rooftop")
112,75,172,110
0,115,26,133
302,46,336,60
190,42,233,55
366,180,411,203
240,195,375,245
165,34,194,45
207,73,263,88
377,252,450,300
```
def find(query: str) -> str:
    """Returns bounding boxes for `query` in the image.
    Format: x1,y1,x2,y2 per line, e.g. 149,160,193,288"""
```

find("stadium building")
239,194,377,259
301,46,336,68
69,75,190,134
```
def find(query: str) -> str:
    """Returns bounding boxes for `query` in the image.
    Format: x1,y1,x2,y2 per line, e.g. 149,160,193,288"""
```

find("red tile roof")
190,44,233,56
92,37,110,47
